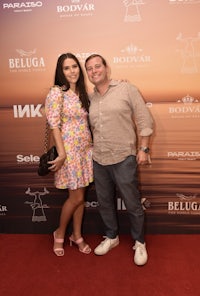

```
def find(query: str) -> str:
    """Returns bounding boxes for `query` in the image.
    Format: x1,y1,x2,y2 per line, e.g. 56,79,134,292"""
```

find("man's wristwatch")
139,146,150,153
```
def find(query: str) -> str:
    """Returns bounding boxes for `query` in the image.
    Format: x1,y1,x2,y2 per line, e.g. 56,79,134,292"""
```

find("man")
85,54,153,265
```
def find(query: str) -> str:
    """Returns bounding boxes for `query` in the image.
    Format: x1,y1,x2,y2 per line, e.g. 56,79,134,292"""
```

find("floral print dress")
45,86,93,190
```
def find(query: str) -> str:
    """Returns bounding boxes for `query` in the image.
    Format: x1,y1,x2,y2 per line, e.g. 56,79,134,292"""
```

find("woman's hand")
48,155,66,172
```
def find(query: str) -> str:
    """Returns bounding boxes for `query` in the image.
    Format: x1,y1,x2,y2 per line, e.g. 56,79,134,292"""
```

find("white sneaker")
133,241,148,266
94,236,119,255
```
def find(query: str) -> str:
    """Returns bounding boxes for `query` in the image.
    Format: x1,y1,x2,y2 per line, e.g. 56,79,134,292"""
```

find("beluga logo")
168,193,200,215
9,48,46,72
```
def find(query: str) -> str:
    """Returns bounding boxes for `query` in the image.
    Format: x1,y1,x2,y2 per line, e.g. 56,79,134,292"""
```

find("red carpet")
0,234,199,296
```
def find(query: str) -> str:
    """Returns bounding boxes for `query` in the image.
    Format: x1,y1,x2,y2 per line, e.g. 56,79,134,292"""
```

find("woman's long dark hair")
54,53,89,112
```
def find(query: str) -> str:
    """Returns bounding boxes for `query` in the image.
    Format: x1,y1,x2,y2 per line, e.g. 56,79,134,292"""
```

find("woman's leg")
70,188,91,252
72,201,85,240
53,188,85,253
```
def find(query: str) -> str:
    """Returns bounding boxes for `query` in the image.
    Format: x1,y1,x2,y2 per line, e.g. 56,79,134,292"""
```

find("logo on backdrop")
2,1,43,13
16,154,40,164
113,43,151,68
25,187,50,222
117,197,151,211
85,201,99,209
0,204,8,216
85,197,151,211
167,151,200,161
9,49,46,73
13,104,43,118
168,95,200,119
123,0,145,22
176,32,200,74
169,0,200,4
56,0,95,18
168,193,200,215
75,52,96,63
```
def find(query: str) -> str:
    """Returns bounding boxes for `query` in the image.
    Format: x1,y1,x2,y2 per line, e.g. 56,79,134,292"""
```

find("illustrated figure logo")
123,0,145,22
25,187,49,222
176,32,200,73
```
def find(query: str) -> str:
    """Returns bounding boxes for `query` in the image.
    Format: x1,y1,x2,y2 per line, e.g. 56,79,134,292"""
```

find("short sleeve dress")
45,86,93,190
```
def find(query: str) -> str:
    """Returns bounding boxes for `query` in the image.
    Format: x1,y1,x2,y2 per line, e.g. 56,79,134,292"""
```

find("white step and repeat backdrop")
1,0,200,234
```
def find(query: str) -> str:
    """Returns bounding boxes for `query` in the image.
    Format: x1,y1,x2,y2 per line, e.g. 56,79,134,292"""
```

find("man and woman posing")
45,52,153,265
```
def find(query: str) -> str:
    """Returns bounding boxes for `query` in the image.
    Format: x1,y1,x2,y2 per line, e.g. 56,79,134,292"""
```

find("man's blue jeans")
93,155,145,243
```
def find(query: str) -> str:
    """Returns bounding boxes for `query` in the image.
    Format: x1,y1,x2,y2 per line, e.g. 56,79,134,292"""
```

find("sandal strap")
54,247,64,252
55,238,64,243
54,247,64,256
75,237,83,244
81,244,91,253
53,231,64,243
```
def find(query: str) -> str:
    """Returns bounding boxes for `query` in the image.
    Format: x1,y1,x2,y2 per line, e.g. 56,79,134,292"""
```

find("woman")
45,53,93,256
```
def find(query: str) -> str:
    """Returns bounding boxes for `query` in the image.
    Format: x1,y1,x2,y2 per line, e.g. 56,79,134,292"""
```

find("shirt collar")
93,79,120,93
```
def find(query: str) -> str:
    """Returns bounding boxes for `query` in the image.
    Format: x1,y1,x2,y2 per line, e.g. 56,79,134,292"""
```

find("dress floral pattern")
45,86,93,190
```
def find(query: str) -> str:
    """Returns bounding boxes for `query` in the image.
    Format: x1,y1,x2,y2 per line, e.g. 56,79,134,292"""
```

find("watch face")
140,147,150,153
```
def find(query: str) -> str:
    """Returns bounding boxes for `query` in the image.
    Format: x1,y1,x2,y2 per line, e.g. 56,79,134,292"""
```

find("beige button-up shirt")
89,80,153,165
